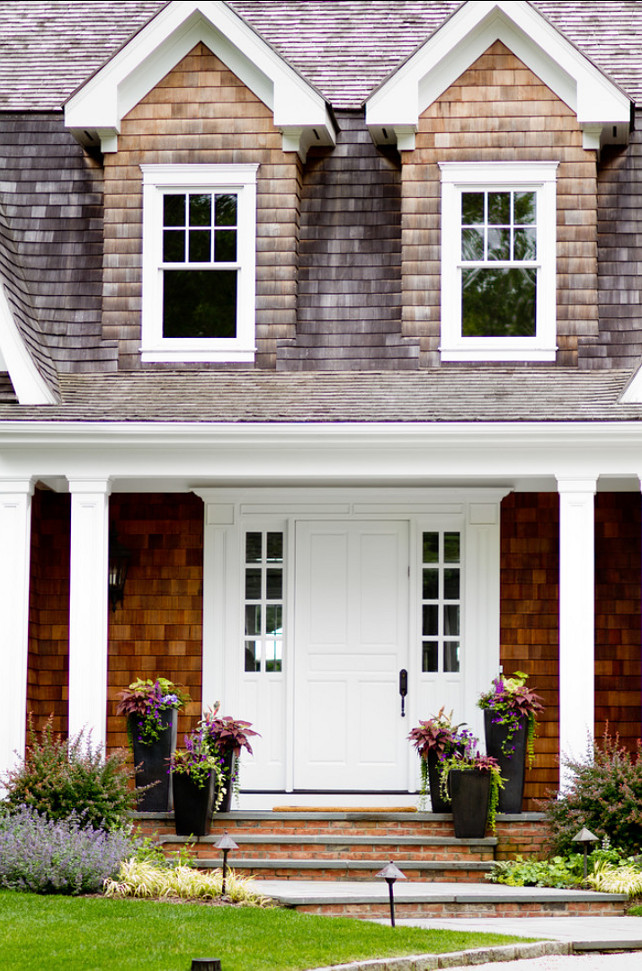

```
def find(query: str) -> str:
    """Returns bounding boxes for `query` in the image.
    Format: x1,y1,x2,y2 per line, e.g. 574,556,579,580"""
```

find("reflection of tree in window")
461,190,537,337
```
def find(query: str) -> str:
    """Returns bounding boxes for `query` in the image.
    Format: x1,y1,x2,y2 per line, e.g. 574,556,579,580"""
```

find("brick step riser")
293,901,627,919
221,866,493,882
163,843,495,862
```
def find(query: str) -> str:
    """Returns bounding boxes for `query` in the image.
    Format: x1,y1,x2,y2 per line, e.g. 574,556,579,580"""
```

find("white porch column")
0,478,34,783
68,478,111,749
557,476,597,791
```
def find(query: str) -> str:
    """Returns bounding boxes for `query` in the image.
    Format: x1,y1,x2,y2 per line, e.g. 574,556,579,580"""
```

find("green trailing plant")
487,854,585,888
544,729,642,856
439,748,504,834
478,671,544,767
1,716,136,832
116,678,190,747
169,727,225,810
407,708,474,807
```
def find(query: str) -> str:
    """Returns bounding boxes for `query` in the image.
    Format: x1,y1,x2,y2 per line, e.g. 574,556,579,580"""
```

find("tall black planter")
449,768,490,838
426,750,450,813
130,708,177,812
173,772,215,836
217,750,237,813
484,710,527,814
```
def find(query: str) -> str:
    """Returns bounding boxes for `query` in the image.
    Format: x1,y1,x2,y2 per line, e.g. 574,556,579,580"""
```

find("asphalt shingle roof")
0,368,638,423
2,1,642,110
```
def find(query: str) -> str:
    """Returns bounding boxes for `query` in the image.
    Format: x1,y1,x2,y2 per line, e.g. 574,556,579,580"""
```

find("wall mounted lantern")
108,530,131,612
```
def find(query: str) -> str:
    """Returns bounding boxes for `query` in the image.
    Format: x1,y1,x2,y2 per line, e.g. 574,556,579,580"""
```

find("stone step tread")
134,811,545,822
194,858,495,871
161,833,497,847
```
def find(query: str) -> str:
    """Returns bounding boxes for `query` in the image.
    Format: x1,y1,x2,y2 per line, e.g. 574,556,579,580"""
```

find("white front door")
293,520,409,790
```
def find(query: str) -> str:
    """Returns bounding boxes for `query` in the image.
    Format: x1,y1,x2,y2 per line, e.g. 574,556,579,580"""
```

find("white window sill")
141,347,256,364
440,346,557,363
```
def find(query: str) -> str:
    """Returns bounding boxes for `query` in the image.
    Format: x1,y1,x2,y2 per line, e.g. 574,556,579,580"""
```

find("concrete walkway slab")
387,916,642,947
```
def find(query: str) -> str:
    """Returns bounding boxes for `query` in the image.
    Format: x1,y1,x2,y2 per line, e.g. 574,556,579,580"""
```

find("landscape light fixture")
571,826,599,881
376,860,407,927
215,831,239,896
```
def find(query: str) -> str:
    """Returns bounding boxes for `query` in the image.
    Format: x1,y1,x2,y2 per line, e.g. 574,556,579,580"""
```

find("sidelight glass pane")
422,641,438,672
246,532,262,563
266,605,282,636
244,640,260,672
266,569,282,600
245,605,261,636
444,641,460,673
423,569,439,600
444,568,460,600
267,533,283,562
422,532,438,563
245,569,261,600
265,640,282,673
444,533,460,563
423,604,439,637
444,604,460,636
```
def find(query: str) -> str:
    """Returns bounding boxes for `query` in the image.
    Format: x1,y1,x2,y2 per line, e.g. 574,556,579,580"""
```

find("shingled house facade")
2,0,642,809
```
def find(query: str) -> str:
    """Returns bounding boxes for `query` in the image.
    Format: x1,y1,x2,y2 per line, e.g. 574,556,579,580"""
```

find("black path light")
191,961,222,971
376,861,407,927
572,826,599,882
215,831,239,896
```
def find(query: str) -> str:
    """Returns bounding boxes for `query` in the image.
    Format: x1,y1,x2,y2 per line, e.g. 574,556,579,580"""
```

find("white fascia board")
620,364,642,404
366,0,630,140
65,1,333,154
0,285,57,405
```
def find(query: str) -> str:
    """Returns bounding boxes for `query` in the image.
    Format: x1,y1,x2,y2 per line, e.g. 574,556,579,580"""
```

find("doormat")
272,806,418,813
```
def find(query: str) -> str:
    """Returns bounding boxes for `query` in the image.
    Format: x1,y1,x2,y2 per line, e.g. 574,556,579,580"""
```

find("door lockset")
399,668,408,717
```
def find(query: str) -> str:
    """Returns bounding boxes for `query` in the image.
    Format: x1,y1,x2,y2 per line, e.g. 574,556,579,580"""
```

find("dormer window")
140,164,258,363
439,162,558,362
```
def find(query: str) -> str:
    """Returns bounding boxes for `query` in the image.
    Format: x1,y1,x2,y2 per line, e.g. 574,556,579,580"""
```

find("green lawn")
0,891,533,971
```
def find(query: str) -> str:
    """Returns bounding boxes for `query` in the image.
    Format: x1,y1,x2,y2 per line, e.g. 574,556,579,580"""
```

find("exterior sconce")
215,831,239,896
376,860,407,927
108,530,130,612
572,826,599,882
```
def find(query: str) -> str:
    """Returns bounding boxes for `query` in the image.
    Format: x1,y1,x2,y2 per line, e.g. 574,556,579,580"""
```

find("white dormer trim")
366,0,631,151
0,284,58,405
64,0,335,161
620,364,642,405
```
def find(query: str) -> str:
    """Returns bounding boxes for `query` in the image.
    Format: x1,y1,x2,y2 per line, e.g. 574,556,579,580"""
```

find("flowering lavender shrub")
2,716,136,831
0,807,136,894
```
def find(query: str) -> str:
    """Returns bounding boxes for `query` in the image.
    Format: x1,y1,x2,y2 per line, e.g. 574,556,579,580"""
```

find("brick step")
253,881,629,920
159,833,497,862
191,858,494,882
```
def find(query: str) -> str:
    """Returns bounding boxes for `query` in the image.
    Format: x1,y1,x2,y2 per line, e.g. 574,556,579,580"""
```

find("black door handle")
399,669,408,717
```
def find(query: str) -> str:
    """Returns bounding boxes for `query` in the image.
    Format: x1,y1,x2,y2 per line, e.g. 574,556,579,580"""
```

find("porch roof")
0,367,640,424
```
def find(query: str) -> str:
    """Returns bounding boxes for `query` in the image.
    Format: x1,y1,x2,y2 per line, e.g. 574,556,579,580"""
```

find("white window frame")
439,161,558,362
140,164,258,363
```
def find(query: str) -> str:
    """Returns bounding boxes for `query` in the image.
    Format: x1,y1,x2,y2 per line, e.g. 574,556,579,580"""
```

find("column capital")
556,476,598,495
0,477,35,496
67,477,112,496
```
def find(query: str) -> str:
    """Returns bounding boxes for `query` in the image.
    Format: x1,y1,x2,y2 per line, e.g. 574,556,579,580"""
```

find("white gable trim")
0,284,57,405
620,365,642,404
64,0,334,161
366,0,631,151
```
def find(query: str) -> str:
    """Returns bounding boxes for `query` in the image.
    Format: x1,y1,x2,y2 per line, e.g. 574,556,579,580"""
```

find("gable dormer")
64,0,335,369
366,0,632,368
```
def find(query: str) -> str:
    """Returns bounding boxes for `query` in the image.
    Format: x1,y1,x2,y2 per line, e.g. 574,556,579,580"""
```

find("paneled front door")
293,520,409,790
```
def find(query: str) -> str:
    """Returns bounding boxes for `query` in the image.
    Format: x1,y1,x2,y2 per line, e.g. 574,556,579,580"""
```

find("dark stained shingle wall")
580,114,642,369
0,115,117,374
278,111,419,370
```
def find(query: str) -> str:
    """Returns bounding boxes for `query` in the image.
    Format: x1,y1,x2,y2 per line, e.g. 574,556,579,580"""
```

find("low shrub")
104,858,272,905
0,806,135,895
487,854,584,888
544,729,642,856
2,716,136,831
590,861,642,896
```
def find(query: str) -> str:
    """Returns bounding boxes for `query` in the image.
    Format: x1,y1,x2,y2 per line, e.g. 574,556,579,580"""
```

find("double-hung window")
141,164,258,362
439,162,558,362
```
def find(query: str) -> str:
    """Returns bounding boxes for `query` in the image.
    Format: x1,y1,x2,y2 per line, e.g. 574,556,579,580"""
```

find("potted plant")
115,677,190,812
407,708,474,812
478,671,544,814
439,747,504,838
169,728,225,836
199,703,260,812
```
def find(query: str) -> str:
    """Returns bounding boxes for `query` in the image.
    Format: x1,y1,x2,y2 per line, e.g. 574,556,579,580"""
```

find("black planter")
449,768,491,838
130,708,177,812
484,710,527,814
426,750,451,813
173,772,215,836
217,750,237,813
